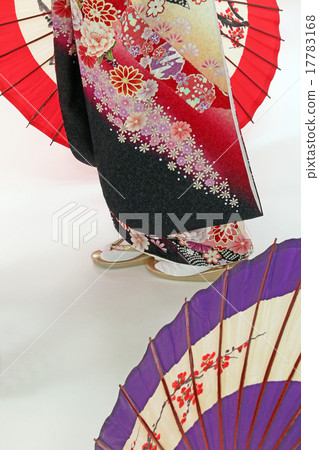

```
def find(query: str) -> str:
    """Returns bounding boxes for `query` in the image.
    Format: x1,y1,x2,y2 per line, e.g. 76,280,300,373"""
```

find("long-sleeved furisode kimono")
52,0,262,266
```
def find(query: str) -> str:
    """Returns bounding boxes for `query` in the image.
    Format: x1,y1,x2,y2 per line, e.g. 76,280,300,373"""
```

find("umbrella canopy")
0,0,281,146
96,238,300,449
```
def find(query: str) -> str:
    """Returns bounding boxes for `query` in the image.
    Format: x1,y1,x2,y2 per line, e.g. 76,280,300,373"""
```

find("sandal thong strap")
110,238,138,252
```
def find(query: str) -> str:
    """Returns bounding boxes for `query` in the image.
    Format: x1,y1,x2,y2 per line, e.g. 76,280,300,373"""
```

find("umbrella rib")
273,406,301,450
0,56,53,96
0,31,53,59
0,11,52,27
184,298,210,450
94,439,111,450
291,438,301,450
225,56,270,98
245,278,301,450
149,338,192,450
217,268,228,450
119,385,165,450
257,353,301,449
27,88,58,127
247,25,284,41
232,94,254,123
221,31,280,70
216,0,282,11
233,239,277,450
50,122,64,146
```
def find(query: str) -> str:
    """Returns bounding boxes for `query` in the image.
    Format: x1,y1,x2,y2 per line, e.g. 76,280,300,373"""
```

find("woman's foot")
91,238,151,268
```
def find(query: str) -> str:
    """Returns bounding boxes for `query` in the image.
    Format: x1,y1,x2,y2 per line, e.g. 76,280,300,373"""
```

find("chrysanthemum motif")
53,0,71,18
110,65,143,96
82,0,117,26
170,121,192,141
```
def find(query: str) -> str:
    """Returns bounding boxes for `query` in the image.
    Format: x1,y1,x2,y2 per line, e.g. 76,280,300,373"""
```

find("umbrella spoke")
233,239,277,450
291,438,301,450
50,122,64,146
225,56,270,98
257,353,301,450
217,268,228,450
184,298,210,450
0,56,53,96
0,31,53,59
216,0,282,12
149,338,192,450
273,406,301,450
232,95,254,123
94,439,111,450
119,385,165,450
221,31,280,70
0,11,51,27
245,279,301,450
247,25,284,41
27,88,58,127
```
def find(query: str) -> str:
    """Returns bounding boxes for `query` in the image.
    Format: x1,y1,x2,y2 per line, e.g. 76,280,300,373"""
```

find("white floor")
0,2,300,449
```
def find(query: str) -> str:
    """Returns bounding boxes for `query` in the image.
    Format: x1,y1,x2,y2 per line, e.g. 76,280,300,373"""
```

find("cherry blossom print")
81,19,115,57
125,113,147,132
172,372,187,390
228,234,253,255
201,352,216,371
177,74,216,112
142,432,161,450
146,0,166,18
202,249,222,264
192,0,207,4
136,80,158,101
82,0,117,26
170,121,192,141
180,42,200,57
110,65,144,96
53,0,71,18
129,229,150,252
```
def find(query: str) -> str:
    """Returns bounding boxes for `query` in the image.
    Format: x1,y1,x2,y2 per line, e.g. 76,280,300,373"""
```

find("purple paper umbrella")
95,239,301,450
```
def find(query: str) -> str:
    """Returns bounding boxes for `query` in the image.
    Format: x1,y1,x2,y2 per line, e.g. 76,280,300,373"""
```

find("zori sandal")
91,238,151,268
146,257,240,282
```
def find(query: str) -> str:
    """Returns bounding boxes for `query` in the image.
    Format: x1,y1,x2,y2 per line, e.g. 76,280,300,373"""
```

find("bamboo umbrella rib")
0,11,52,27
0,56,53,96
119,385,165,450
185,298,210,450
225,56,270,98
50,122,64,145
27,88,58,126
221,31,280,70
94,439,111,450
232,94,254,123
233,238,277,450
217,268,228,450
149,338,192,450
0,31,53,59
245,279,301,449
273,406,301,450
291,438,301,450
258,353,301,449
217,0,282,11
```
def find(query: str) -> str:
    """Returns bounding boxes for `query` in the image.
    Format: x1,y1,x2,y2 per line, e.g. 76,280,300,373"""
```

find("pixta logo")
52,203,98,250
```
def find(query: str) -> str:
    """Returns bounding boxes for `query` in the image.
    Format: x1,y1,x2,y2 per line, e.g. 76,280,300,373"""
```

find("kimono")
52,0,261,266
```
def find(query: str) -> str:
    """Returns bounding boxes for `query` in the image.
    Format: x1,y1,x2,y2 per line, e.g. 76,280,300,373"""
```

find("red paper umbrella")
0,0,281,147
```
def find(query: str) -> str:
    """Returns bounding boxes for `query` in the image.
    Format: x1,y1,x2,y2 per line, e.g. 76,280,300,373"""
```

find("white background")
0,1,305,449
